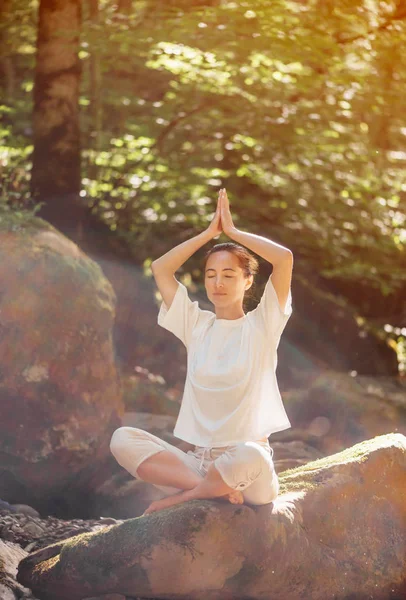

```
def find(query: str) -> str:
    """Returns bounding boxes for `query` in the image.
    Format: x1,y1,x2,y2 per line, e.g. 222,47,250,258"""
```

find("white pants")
110,427,279,505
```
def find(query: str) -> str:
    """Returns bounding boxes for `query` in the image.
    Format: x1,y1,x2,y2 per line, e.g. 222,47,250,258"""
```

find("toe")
143,502,157,515
228,490,244,504
230,491,244,505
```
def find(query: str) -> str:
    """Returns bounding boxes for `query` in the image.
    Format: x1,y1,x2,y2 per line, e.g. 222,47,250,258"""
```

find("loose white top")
157,276,293,447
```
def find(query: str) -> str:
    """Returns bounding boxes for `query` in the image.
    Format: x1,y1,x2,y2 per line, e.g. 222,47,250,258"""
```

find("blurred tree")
88,0,103,151
0,0,15,103
117,0,132,13
31,0,81,200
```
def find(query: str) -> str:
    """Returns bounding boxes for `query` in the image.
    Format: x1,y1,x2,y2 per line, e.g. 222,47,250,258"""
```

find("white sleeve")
252,276,293,339
157,281,201,349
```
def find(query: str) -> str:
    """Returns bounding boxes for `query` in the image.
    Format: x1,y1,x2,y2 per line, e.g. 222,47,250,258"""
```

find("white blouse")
157,276,293,447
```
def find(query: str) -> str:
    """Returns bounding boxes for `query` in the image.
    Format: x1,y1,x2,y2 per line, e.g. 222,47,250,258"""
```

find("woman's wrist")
202,228,219,242
225,226,239,240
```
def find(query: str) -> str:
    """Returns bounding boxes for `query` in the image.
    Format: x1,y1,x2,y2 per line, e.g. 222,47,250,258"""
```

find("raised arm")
219,188,293,312
231,229,293,313
151,192,223,310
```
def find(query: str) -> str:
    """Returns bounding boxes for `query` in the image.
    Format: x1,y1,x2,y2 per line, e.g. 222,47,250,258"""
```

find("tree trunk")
31,0,81,200
88,0,102,152
0,0,15,103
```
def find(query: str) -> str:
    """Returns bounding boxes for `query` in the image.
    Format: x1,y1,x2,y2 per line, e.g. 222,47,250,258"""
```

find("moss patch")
278,433,404,495
58,499,209,577
0,211,54,234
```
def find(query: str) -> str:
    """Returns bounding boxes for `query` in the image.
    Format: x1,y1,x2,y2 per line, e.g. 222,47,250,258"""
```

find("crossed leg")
142,457,244,515
109,428,244,515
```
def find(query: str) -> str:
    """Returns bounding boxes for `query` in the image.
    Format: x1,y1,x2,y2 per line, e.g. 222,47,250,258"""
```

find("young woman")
110,188,293,515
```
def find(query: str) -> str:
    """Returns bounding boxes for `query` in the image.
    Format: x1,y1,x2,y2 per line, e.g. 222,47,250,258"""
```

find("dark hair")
202,242,259,308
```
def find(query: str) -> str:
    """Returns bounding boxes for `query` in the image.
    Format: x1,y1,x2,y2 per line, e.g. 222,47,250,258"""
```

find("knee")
214,443,264,492
109,426,138,457
227,443,266,481
233,442,264,467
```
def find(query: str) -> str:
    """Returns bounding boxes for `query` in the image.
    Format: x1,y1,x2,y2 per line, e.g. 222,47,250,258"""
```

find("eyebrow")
205,267,237,273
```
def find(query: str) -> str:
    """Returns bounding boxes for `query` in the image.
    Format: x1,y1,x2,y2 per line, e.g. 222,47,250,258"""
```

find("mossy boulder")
17,433,406,600
0,213,123,514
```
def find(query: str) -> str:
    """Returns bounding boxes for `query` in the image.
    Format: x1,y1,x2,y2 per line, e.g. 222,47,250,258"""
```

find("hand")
219,188,237,237
205,189,223,239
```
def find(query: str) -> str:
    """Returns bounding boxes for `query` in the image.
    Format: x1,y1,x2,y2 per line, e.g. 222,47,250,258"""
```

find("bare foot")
142,489,244,516
143,491,191,515
227,490,244,505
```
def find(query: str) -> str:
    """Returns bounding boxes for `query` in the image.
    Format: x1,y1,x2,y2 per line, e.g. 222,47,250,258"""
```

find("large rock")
0,214,123,514
275,370,406,455
17,433,406,600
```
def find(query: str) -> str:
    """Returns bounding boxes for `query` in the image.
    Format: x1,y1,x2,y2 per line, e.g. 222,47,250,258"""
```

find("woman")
110,188,293,515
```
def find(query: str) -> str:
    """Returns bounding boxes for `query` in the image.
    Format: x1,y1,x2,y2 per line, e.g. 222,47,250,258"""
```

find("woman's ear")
245,276,254,291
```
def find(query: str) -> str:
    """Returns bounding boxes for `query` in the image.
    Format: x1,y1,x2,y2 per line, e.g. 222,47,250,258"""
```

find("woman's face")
204,251,252,307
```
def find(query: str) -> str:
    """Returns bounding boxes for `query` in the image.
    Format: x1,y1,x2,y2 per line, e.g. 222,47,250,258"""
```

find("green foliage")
0,0,39,216
77,0,405,295
1,0,405,368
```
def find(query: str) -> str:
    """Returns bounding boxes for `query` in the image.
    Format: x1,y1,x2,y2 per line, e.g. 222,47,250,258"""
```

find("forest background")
1,0,405,377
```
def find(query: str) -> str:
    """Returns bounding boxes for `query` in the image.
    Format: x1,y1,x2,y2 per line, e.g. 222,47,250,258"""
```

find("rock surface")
0,539,30,600
0,510,122,555
17,433,406,600
0,509,126,600
0,214,123,515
